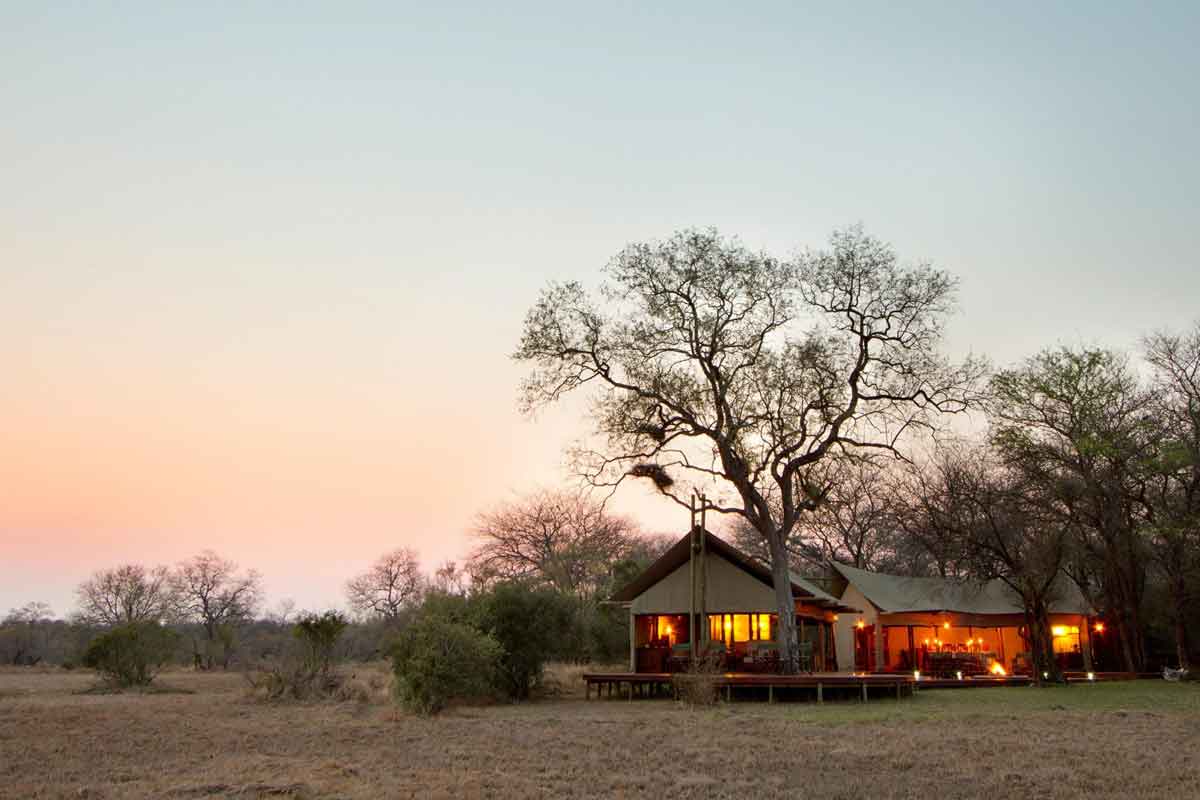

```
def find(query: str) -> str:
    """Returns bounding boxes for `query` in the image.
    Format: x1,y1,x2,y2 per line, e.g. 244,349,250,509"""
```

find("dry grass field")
2,664,1199,799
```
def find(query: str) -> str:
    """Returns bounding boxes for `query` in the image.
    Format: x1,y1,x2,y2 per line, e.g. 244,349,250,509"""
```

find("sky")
2,2,1197,617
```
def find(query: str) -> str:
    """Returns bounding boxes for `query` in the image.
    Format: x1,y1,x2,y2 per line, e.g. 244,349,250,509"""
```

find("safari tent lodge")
609,528,1100,679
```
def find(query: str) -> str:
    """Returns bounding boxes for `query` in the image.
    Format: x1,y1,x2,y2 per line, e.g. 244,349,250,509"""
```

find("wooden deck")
909,670,1141,688
582,670,1143,701
583,671,915,703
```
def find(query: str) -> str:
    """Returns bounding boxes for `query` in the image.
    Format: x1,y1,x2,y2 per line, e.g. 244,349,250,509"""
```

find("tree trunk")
1170,572,1191,671
766,531,799,674
1026,598,1063,685
204,622,218,670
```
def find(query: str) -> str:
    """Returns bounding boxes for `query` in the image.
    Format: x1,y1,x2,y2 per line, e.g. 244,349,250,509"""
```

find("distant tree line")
1,493,671,673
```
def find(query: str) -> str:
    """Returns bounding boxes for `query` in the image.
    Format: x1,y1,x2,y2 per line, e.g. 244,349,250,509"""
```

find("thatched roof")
831,561,1093,616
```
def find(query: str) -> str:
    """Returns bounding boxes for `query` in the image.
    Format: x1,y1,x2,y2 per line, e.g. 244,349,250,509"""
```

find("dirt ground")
2,664,1199,799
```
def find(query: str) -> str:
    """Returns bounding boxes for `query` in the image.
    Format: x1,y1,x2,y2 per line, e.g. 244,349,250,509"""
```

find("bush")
244,611,350,701
672,648,723,707
473,582,574,700
390,614,501,715
294,611,348,676
82,623,179,687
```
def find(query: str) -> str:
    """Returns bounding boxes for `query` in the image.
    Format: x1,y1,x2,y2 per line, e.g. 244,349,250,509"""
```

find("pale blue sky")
2,2,1197,615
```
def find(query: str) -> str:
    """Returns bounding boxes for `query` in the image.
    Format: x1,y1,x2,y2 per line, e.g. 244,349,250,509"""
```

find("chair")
797,640,814,673
745,641,780,673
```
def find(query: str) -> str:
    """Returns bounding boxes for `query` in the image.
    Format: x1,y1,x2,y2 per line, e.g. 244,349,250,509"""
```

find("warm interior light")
1087,672,1095,681
943,621,950,629
1094,622,1105,633
832,614,839,621
913,670,921,681
955,671,963,680
856,619,866,629
1051,625,1068,637
989,661,1007,676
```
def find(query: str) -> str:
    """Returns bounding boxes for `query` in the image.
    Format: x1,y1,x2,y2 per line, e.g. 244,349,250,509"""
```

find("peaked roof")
610,528,855,612
831,561,1093,616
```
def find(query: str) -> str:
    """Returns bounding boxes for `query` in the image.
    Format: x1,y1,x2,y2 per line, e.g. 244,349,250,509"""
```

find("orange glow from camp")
943,621,950,629
989,662,1008,676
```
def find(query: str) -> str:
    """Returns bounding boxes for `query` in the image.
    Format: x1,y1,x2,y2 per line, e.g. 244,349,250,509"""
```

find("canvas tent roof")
830,561,1093,616
610,528,856,612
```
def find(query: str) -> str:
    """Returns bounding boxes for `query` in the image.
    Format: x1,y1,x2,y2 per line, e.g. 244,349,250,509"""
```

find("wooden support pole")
629,608,637,672
768,685,774,704
689,495,697,664
817,682,823,704
861,681,868,703
1081,618,1095,672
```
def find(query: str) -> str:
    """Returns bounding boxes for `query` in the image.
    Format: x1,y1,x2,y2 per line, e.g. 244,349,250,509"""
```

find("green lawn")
748,680,1200,725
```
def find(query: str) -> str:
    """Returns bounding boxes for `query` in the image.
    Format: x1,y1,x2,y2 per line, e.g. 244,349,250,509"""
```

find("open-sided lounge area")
830,562,1101,678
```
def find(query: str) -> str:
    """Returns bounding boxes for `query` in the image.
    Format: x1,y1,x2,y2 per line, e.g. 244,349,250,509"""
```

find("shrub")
243,611,350,701
390,614,501,715
294,611,348,677
672,648,722,707
473,582,573,700
82,623,179,687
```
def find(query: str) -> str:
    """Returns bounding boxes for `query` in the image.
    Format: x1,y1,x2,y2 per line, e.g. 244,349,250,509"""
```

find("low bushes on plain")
245,611,352,701
82,622,179,688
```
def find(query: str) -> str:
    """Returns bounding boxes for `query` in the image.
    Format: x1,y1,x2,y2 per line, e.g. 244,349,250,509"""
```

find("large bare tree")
75,564,177,626
345,548,425,621
515,227,982,671
174,551,262,669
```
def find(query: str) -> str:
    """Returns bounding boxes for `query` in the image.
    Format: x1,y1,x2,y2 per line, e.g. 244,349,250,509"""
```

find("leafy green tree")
473,582,574,699
991,347,1156,671
390,615,501,715
1143,322,1200,669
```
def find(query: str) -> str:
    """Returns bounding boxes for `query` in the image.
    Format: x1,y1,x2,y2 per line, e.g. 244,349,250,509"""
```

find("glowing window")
1051,625,1081,654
